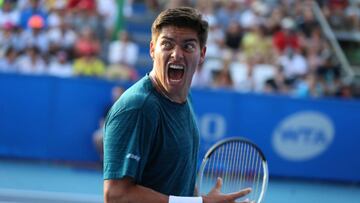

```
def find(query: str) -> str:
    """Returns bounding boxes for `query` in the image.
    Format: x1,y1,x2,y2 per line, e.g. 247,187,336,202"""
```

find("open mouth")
168,64,184,82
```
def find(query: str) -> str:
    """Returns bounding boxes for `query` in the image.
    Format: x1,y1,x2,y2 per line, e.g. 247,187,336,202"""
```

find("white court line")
0,188,102,203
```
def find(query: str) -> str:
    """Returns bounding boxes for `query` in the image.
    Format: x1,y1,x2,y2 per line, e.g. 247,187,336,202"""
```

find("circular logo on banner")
199,113,226,142
272,111,335,161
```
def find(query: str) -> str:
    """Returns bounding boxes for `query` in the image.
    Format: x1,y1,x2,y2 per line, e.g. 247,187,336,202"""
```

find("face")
150,26,206,102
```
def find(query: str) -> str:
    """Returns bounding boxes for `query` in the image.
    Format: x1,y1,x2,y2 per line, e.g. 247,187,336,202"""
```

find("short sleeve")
103,108,155,182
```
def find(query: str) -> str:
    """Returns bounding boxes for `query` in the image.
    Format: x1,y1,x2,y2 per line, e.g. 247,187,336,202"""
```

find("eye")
184,43,196,52
161,41,173,50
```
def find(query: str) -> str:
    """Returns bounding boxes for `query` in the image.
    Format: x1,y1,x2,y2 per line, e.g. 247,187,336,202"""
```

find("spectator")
47,50,73,77
216,0,241,31
278,47,308,80
73,48,105,77
239,1,262,31
266,6,285,34
304,47,323,75
273,17,300,55
232,58,256,92
74,26,100,58
47,0,68,28
67,0,96,11
316,54,342,96
196,0,223,57
0,22,18,54
0,0,353,99
326,0,349,30
264,65,291,94
69,0,105,41
20,14,49,53
297,7,319,38
106,31,139,81
196,0,216,22
300,26,324,55
47,15,77,56
97,0,118,37
212,59,234,90
345,1,360,30
0,46,19,73
17,46,46,74
241,24,274,64
293,72,324,98
19,0,48,29
108,31,139,67
68,1,107,63
0,0,20,28
203,16,225,59
224,21,243,52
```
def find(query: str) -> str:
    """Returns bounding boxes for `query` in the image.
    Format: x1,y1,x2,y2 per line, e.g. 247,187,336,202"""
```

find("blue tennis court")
1,158,359,203
0,159,102,203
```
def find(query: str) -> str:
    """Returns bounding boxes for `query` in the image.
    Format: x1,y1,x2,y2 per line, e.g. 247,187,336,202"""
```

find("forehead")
156,26,199,42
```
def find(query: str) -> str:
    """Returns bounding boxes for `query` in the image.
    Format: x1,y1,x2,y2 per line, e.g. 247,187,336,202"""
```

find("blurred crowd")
185,0,358,98
0,0,139,81
0,0,359,99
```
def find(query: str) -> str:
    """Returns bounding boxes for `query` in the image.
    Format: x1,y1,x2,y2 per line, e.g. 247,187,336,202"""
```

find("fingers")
204,184,254,203
226,187,252,200
207,178,253,203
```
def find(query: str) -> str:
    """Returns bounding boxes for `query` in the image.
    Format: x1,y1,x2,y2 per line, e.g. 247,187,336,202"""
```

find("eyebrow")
161,36,198,43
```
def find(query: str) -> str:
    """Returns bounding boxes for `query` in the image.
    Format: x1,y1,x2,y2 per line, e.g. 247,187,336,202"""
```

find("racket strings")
200,141,266,202
229,142,239,192
223,142,234,192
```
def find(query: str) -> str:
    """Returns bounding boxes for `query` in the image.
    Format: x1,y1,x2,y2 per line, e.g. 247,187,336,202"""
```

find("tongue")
168,68,184,80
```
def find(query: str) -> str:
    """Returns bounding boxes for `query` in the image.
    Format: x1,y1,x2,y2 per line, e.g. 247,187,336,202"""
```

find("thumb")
215,177,223,190
207,177,224,196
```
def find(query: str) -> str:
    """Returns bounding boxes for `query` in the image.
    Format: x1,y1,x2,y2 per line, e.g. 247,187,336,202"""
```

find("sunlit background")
1,0,360,202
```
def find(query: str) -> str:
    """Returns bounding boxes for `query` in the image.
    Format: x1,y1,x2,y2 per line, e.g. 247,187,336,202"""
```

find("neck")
149,71,186,104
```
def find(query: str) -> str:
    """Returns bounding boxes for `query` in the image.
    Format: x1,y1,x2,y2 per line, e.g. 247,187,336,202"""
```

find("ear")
199,46,207,65
150,40,155,60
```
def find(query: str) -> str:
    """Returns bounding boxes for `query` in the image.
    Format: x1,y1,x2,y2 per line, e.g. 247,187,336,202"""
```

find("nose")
170,45,184,61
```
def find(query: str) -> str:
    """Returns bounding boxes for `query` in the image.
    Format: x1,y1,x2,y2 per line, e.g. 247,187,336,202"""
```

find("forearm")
104,179,169,203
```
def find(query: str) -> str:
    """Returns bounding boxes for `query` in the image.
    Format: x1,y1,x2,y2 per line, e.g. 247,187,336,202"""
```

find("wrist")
168,195,203,203
201,195,207,203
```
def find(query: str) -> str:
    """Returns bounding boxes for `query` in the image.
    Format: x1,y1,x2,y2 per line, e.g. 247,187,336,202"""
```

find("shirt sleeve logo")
126,153,141,162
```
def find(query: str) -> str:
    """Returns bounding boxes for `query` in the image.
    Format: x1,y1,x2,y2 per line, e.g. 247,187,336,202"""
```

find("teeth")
169,64,184,70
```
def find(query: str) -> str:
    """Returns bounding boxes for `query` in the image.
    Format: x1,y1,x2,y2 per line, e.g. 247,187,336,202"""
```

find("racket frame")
197,137,268,203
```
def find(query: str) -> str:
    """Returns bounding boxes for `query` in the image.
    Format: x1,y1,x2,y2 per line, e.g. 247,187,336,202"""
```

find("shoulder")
109,76,161,118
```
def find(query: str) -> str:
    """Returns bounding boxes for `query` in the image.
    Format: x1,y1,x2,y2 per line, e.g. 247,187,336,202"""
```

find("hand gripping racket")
197,137,268,203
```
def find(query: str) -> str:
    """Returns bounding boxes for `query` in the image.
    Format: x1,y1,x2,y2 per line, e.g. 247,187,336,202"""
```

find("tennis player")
103,7,252,203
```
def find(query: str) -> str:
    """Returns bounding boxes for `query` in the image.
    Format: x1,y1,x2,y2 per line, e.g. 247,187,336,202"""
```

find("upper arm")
104,177,135,202
104,177,169,203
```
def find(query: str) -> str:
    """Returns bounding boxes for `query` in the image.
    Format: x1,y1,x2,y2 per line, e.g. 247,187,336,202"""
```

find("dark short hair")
151,7,208,48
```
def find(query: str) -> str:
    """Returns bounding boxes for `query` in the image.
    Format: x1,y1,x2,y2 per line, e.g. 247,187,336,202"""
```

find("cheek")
155,52,167,66
188,54,201,68
154,50,168,75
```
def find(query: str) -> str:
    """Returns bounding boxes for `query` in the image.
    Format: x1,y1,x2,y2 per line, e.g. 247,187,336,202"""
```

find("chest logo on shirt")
126,153,141,162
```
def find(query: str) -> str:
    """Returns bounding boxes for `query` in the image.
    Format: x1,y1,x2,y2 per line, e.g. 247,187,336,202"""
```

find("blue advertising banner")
0,74,117,161
191,88,360,182
1,74,359,182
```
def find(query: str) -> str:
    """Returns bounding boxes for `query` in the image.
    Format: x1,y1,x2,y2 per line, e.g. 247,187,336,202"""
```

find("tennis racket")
197,137,268,203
